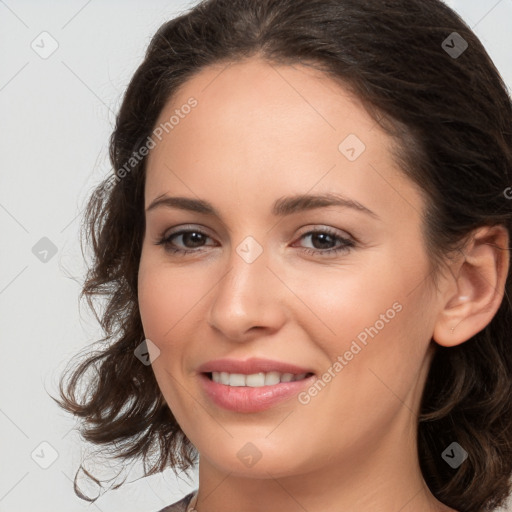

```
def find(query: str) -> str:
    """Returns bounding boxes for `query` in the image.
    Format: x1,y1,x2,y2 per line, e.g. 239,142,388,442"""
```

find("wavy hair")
54,1,512,510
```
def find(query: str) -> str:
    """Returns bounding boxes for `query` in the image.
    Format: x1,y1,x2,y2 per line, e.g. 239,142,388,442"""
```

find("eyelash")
155,227,356,257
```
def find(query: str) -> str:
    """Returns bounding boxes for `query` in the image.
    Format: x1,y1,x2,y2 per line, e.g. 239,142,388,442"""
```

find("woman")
55,0,512,511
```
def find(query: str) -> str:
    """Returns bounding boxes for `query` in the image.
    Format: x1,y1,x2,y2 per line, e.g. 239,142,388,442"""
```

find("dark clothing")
157,491,196,512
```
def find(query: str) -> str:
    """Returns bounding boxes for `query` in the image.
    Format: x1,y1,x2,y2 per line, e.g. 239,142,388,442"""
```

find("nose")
206,243,288,342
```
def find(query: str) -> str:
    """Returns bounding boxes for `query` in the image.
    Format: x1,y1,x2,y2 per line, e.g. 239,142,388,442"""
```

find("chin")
197,436,314,479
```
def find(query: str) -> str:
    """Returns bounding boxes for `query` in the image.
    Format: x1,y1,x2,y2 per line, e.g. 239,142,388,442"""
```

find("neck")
192,416,456,512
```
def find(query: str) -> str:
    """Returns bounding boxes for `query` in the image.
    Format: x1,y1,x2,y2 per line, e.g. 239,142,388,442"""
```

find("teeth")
211,371,309,387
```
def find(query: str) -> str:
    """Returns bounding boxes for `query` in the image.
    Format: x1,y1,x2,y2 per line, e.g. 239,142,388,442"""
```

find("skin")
137,57,509,512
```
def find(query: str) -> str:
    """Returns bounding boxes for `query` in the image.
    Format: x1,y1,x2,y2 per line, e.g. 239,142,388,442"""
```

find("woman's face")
138,57,443,479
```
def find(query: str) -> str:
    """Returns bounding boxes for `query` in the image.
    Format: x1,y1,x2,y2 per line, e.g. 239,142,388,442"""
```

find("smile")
208,371,311,387
199,372,316,413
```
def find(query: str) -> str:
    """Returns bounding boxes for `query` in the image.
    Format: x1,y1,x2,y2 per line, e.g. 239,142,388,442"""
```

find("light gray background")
1,1,511,511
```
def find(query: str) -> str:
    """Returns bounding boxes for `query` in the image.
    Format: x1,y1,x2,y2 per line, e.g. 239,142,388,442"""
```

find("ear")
432,225,510,347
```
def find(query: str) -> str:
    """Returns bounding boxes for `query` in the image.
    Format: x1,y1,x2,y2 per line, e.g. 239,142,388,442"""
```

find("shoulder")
155,491,196,512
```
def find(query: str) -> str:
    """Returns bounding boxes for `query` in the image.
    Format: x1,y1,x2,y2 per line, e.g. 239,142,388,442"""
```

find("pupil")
185,232,204,247
313,233,333,249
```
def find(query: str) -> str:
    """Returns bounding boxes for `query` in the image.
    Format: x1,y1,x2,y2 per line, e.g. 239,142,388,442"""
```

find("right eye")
155,228,217,255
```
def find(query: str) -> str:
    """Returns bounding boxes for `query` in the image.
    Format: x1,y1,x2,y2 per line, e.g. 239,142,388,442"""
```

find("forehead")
153,57,376,149
145,57,424,227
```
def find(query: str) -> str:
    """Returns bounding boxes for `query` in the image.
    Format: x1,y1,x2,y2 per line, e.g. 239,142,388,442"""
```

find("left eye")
156,228,355,256
293,229,355,256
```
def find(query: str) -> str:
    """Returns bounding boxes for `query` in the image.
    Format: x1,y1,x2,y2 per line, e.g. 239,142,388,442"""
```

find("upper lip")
197,357,314,375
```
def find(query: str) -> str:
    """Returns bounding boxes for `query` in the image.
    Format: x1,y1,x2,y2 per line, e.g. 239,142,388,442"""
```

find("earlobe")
432,225,510,348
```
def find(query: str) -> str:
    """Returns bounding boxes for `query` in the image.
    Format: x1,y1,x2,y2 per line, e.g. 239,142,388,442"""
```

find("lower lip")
198,373,315,413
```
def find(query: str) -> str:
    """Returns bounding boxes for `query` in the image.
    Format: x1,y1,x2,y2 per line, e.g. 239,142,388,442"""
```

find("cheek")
138,264,172,344
138,253,206,346
289,261,404,348
137,254,202,418
301,249,434,387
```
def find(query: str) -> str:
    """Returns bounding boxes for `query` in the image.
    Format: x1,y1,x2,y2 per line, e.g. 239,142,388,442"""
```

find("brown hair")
54,1,512,510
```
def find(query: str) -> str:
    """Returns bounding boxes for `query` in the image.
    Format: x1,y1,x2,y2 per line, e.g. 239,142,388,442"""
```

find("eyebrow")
146,192,379,219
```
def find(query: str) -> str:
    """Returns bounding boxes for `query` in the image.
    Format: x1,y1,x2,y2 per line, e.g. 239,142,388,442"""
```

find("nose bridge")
207,236,285,340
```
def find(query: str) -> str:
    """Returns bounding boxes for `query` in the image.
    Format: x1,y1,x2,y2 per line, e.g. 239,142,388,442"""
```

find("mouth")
204,371,315,387
199,370,316,413
196,357,317,412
